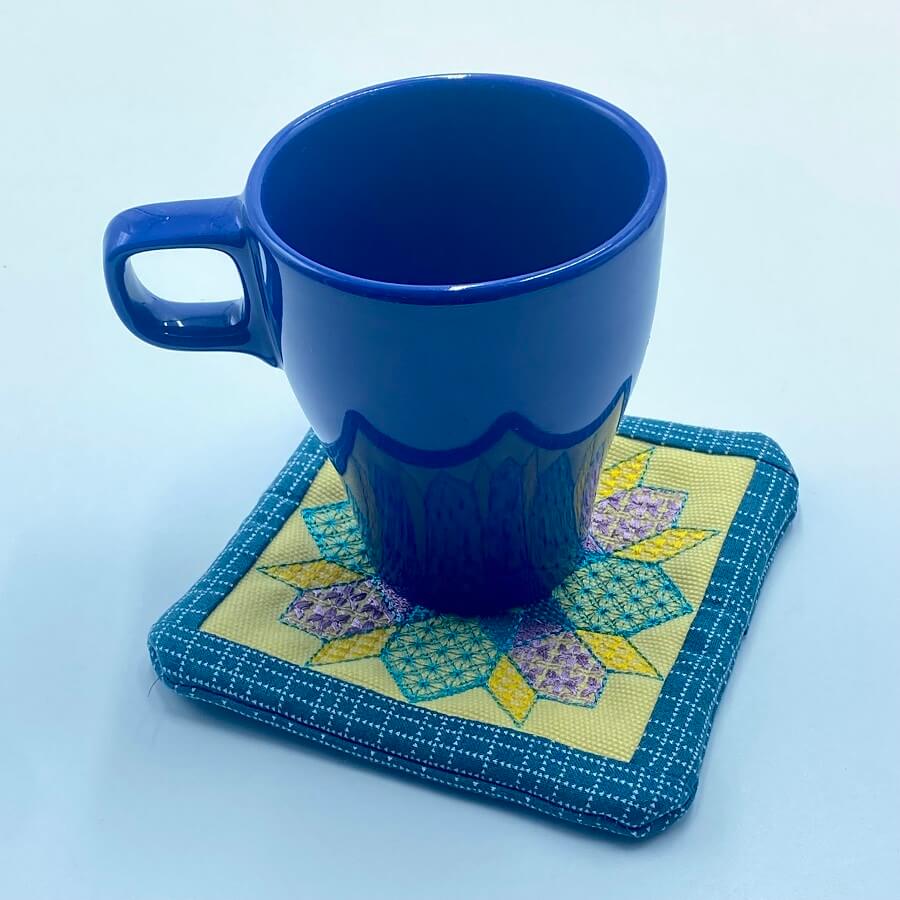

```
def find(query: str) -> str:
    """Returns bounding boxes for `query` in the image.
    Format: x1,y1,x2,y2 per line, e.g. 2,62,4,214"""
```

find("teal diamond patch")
302,500,373,575
553,555,690,636
382,617,500,702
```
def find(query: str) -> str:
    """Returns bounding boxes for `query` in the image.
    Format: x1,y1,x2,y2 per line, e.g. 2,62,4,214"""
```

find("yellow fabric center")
202,436,753,762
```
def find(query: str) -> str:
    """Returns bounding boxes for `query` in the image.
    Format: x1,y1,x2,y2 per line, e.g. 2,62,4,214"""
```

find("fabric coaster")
149,416,797,838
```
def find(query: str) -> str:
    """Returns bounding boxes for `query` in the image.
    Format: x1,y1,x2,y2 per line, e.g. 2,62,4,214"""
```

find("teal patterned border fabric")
148,417,798,838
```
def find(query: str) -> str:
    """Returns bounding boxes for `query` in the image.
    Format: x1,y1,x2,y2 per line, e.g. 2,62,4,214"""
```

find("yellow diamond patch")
597,450,653,499
577,632,658,676
260,559,362,590
310,627,395,665
615,528,715,562
487,656,536,724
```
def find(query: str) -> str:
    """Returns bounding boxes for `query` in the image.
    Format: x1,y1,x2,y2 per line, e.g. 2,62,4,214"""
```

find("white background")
1,2,898,897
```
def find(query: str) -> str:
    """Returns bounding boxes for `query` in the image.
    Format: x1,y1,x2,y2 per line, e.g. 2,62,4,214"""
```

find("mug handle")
103,196,279,365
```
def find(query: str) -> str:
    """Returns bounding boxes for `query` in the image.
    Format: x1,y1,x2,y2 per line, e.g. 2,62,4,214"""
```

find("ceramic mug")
104,74,666,613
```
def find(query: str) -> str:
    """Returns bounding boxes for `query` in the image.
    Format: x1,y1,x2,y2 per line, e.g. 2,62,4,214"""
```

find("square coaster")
149,416,797,838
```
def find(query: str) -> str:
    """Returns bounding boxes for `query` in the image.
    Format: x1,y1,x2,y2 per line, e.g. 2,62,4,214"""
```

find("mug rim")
243,73,666,304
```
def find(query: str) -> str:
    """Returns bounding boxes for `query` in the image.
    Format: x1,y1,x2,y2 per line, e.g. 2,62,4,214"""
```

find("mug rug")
148,416,797,838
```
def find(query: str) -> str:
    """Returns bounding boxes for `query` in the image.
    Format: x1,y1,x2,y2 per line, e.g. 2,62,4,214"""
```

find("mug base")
380,555,583,617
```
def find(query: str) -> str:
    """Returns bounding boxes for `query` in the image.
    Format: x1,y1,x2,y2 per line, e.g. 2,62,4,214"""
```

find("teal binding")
148,417,797,839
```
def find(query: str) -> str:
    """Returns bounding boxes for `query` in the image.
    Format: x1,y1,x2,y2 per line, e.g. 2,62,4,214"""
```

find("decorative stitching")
260,559,362,590
146,419,798,838
310,627,395,665
301,501,373,574
576,632,659,677
382,617,499,702
596,449,652,499
553,555,691,636
487,657,536,723
273,445,709,724
591,485,686,552
508,632,607,706
614,527,716,562
280,579,396,639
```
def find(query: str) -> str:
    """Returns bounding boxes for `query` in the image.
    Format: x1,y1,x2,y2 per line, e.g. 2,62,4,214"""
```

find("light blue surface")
1,1,898,897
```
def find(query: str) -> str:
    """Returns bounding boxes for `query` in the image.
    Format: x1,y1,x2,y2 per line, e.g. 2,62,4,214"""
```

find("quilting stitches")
617,417,795,475
553,556,690,636
378,581,432,623
260,559,362,590
487,656,536,723
382,618,499,701
576,632,658,676
301,501,372,574
591,486,685,552
615,528,714,562
310,627,395,665
280,580,394,638
266,444,722,726
149,420,796,838
596,449,651,498
508,632,606,705
512,601,570,646
477,609,524,651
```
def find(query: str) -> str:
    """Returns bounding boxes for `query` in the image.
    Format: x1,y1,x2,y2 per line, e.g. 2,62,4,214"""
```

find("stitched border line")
147,418,797,838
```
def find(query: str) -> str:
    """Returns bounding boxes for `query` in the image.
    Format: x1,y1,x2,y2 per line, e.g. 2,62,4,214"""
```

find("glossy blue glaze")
103,74,666,612
103,197,279,364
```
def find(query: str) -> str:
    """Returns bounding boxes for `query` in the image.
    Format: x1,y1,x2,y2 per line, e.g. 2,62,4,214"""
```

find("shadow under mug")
103,74,666,614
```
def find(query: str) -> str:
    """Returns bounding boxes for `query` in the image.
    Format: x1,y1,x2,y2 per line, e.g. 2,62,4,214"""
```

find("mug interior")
258,77,653,287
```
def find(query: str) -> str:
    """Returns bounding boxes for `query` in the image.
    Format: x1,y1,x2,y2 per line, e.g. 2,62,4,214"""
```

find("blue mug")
104,74,665,614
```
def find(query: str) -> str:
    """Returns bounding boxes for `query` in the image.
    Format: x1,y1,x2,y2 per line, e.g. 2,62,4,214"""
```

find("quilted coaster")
149,417,797,838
